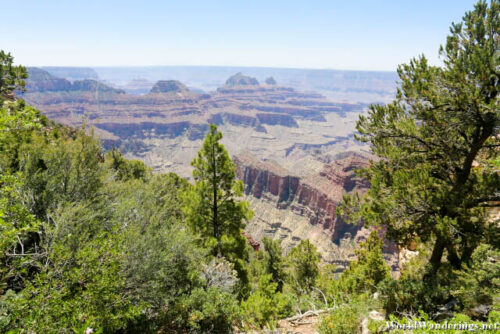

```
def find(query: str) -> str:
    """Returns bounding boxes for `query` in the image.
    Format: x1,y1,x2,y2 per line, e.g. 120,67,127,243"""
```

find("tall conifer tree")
184,124,253,296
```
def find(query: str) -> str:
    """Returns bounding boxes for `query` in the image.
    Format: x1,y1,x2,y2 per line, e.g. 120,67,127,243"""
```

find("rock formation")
26,68,124,93
71,79,125,93
42,66,99,81
265,77,277,85
26,67,72,92
224,72,259,86
234,151,399,270
150,80,189,93
234,152,369,242
119,78,155,95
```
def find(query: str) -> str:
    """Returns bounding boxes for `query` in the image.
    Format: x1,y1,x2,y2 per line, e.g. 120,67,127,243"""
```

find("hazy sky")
2,0,479,71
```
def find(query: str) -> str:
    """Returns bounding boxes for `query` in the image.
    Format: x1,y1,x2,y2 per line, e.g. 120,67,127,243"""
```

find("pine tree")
262,237,285,292
186,124,252,255
340,230,391,293
340,0,499,282
184,124,253,297
0,50,27,101
288,239,320,294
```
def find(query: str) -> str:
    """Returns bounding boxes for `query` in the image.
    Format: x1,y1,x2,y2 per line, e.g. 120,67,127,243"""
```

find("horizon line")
26,64,398,73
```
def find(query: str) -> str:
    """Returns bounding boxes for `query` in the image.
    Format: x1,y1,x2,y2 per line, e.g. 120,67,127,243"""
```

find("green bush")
452,244,500,316
182,287,240,333
241,274,294,329
338,230,391,294
262,237,286,293
19,131,105,219
105,149,150,181
288,239,320,294
319,304,361,334
377,239,455,315
1,233,141,333
318,297,376,334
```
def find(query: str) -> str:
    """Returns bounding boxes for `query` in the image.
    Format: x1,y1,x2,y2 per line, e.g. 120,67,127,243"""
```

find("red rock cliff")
234,152,370,243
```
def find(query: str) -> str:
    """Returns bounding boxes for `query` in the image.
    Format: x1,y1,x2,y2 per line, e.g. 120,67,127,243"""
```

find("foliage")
184,123,253,298
319,304,362,334
377,244,453,315
0,51,27,100
120,201,208,330
0,100,45,172
3,231,140,333
0,173,40,294
452,244,500,313
19,130,105,219
339,230,391,294
262,237,286,292
201,257,239,293
107,172,189,230
0,152,243,333
318,295,377,334
182,287,240,333
288,239,320,294
184,123,253,255
0,81,243,332
105,149,150,181
339,0,500,285
378,276,451,316
241,274,294,329
2,2,499,327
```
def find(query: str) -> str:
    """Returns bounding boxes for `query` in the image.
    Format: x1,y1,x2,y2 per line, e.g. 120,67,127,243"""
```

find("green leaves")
183,287,240,333
241,274,293,328
0,51,27,101
187,124,252,245
105,149,150,181
453,244,500,313
0,100,43,172
18,130,105,219
342,0,500,283
288,239,320,294
262,237,286,293
0,173,40,294
184,124,253,297
339,231,391,295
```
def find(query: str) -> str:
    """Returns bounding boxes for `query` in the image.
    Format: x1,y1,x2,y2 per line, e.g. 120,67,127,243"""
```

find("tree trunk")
424,238,445,282
212,144,221,256
446,244,462,270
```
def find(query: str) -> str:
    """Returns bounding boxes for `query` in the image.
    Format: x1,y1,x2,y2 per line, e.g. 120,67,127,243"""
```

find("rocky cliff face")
234,152,369,243
26,68,124,94
26,68,72,92
71,80,125,93
234,152,398,270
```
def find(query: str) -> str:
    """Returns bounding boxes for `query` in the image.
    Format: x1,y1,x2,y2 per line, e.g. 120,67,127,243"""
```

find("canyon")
21,67,399,271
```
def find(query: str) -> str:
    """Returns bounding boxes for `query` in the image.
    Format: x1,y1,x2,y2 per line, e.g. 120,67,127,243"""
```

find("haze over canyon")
21,66,400,270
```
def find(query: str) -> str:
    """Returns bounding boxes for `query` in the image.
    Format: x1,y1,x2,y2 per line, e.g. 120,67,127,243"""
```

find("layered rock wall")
234,152,369,243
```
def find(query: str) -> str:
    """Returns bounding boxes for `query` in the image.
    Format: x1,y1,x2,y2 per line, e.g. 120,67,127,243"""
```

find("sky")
1,0,480,71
